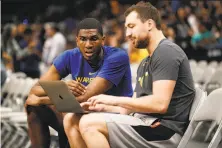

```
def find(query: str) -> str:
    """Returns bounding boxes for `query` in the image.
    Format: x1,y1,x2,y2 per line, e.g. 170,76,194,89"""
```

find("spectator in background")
173,7,192,50
170,6,194,58
15,22,28,43
18,27,42,78
1,24,24,71
19,27,33,49
184,5,199,35
166,27,176,42
1,51,7,86
191,21,217,49
171,1,181,13
199,7,213,31
42,22,66,73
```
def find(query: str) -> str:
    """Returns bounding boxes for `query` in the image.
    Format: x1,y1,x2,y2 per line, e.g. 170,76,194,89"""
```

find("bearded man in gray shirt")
63,1,195,148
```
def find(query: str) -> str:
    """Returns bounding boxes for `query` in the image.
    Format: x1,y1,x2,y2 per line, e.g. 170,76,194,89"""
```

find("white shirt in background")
42,32,66,66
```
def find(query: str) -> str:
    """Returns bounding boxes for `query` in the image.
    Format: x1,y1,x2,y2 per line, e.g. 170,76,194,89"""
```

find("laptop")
39,80,90,113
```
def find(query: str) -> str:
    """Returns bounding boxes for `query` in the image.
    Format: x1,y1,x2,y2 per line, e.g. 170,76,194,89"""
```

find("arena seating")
1,72,59,148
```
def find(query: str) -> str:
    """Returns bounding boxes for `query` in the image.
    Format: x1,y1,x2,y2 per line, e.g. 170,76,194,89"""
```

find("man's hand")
81,102,105,112
65,80,86,96
25,94,41,106
88,94,119,106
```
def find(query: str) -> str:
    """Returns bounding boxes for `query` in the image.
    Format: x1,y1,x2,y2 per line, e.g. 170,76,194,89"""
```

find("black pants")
26,105,70,148
132,124,175,141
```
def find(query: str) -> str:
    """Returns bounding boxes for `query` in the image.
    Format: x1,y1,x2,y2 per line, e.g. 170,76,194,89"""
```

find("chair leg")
204,121,217,142
208,121,222,148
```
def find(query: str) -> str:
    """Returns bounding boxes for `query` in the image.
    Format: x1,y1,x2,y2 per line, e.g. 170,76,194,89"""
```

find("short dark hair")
76,18,103,36
124,1,161,30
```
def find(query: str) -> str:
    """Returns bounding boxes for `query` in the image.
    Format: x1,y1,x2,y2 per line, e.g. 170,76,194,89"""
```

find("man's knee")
26,105,52,123
26,105,42,122
79,114,107,136
63,113,81,131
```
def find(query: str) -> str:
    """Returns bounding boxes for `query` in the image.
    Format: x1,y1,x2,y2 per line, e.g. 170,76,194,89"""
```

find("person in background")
191,21,217,49
1,24,24,71
42,22,66,73
18,27,42,78
1,55,7,86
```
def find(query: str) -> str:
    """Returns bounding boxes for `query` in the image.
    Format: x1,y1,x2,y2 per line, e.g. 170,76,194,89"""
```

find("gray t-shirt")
134,39,195,135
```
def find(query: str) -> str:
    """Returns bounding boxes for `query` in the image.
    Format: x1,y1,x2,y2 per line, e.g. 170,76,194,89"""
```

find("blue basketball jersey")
53,46,133,97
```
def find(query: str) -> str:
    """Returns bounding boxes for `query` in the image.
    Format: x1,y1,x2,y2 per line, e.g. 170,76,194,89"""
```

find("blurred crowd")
1,1,222,80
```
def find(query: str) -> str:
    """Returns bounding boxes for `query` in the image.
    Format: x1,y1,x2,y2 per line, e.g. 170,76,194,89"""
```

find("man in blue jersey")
25,18,133,148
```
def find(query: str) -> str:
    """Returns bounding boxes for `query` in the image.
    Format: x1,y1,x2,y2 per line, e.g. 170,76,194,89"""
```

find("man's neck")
88,47,104,70
147,30,166,56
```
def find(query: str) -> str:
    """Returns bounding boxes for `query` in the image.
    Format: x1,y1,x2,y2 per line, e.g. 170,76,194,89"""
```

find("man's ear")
147,19,154,32
101,36,106,45
76,36,79,46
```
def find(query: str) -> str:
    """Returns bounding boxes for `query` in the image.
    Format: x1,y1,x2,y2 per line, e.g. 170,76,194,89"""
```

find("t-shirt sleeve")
97,51,130,86
151,45,182,81
53,51,70,78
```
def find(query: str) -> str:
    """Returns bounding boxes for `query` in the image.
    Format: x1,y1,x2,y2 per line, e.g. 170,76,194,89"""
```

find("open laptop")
39,80,90,113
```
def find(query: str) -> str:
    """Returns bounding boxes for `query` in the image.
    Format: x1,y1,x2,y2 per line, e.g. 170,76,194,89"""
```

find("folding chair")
0,107,12,113
208,61,218,69
6,122,29,148
18,77,38,111
10,78,27,111
200,67,216,87
1,120,29,148
205,69,222,94
192,67,205,83
219,61,222,67
177,88,222,148
198,60,208,70
12,72,27,79
1,76,16,103
177,87,207,148
2,76,22,107
1,120,17,148
208,119,222,148
139,87,206,148
189,87,207,119
206,88,222,148
189,60,197,74
189,59,197,68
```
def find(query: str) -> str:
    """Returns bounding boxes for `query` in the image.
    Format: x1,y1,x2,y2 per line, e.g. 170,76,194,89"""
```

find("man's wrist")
100,104,107,112
76,96,86,103
115,97,129,106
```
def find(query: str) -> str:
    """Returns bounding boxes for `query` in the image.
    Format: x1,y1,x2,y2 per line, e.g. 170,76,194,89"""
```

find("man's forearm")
29,83,47,97
38,96,53,105
103,105,131,114
76,77,113,103
115,95,168,114
76,95,87,103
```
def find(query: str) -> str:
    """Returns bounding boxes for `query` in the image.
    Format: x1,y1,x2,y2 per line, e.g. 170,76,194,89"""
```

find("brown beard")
135,38,148,48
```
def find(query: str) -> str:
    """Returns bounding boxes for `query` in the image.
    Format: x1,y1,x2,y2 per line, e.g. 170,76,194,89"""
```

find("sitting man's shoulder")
104,46,129,62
